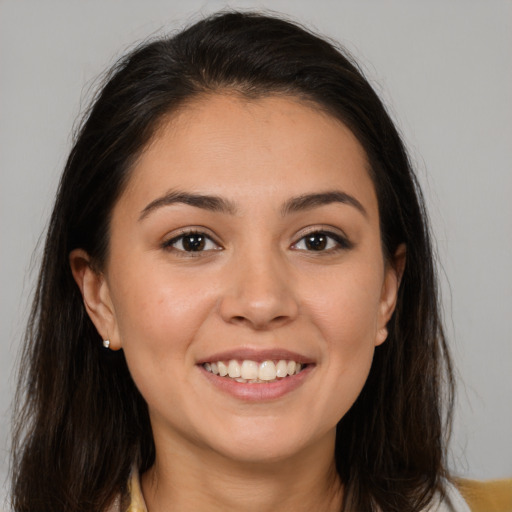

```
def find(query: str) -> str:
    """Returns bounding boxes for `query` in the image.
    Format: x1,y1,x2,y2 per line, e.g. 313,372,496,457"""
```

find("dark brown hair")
11,11,454,512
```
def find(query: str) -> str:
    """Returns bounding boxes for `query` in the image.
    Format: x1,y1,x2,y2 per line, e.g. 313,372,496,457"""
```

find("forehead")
120,93,378,219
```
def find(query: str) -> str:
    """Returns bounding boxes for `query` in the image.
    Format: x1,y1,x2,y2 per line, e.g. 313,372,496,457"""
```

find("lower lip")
199,365,314,402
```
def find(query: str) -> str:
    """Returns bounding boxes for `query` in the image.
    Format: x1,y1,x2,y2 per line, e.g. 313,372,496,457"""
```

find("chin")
217,439,307,465
203,418,327,465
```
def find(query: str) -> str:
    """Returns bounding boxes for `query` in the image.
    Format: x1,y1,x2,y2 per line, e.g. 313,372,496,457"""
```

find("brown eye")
182,234,206,251
304,233,328,251
292,230,352,252
164,232,220,253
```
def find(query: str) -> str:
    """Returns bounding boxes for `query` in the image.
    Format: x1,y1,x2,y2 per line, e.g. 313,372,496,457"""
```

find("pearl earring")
102,339,110,349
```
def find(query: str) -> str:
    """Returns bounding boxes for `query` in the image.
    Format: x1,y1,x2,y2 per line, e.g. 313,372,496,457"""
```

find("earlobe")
375,326,389,346
69,249,121,350
376,244,406,346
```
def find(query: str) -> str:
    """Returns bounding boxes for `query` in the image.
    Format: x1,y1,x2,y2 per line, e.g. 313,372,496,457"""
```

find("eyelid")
161,227,223,253
291,226,353,251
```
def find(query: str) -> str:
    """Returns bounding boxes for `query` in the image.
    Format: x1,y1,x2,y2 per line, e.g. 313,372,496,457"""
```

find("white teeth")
276,360,288,378
228,359,241,378
258,360,277,381
203,358,307,382
240,360,259,380
217,361,228,377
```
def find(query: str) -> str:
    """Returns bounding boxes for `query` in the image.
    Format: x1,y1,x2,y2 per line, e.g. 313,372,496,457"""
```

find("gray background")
1,0,511,504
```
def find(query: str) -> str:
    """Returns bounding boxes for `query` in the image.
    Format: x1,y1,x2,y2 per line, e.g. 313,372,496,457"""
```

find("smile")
203,359,304,383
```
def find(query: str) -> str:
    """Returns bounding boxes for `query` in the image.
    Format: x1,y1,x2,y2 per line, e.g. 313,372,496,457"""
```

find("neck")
141,431,343,512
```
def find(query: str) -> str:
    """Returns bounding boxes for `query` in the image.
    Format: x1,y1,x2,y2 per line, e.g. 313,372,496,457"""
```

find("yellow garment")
455,478,512,512
125,468,148,512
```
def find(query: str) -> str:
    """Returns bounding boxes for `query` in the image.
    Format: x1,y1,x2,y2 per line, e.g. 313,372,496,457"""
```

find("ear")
375,243,406,346
69,249,121,350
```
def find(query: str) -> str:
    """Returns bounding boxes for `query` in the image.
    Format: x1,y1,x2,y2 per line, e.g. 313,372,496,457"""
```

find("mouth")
197,349,314,400
203,359,307,384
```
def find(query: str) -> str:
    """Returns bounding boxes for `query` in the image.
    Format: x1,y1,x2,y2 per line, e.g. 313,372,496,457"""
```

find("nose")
219,249,299,330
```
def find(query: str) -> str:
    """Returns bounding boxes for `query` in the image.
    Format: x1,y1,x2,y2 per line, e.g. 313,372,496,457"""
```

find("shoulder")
427,481,472,512
431,478,512,512
104,465,147,512
454,478,512,512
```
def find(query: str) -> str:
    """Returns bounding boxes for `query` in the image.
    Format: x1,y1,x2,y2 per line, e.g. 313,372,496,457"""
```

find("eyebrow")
280,191,367,217
139,191,237,221
139,189,367,221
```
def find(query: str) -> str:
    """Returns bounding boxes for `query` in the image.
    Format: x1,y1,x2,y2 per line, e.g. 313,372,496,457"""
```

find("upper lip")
197,347,314,365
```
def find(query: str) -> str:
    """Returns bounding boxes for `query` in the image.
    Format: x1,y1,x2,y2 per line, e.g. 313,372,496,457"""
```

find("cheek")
304,261,383,348
299,261,383,413
108,268,217,418
108,263,215,361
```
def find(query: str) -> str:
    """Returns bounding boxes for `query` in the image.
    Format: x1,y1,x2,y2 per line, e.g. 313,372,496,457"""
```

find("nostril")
270,316,290,327
229,314,292,330
219,285,299,329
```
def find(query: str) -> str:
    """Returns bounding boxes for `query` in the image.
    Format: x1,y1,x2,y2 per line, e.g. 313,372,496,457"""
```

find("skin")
71,94,405,511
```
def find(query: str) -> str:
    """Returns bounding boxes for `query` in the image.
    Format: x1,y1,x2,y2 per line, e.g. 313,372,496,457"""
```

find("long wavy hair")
11,11,454,512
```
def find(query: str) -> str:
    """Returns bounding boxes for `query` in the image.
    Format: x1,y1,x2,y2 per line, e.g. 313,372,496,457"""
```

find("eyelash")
162,230,221,256
291,229,353,253
162,229,352,255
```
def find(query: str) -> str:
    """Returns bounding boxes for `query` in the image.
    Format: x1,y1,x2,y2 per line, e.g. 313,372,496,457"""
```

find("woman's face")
84,94,401,464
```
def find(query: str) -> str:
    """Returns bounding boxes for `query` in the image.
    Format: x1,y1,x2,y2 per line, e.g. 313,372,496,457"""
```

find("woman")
10,11,469,512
